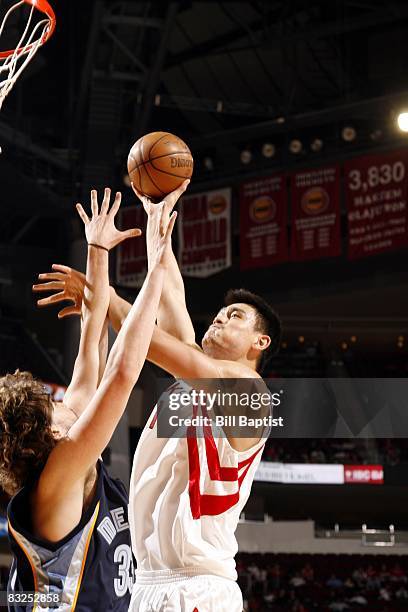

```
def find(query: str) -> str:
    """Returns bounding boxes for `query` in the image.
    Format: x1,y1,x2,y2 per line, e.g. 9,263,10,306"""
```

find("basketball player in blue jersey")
34,180,282,612
3,189,176,611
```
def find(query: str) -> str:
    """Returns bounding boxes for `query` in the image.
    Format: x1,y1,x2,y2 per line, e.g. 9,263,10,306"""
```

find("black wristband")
88,243,109,252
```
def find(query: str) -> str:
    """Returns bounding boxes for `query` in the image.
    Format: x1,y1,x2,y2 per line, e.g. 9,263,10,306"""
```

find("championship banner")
239,175,288,270
345,150,408,259
178,188,231,277
290,166,341,261
116,205,147,288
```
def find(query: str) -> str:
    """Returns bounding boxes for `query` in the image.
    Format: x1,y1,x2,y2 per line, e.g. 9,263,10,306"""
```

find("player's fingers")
37,272,65,281
100,187,111,215
36,292,66,306
32,281,64,292
52,263,86,283
127,227,142,237
109,191,122,217
159,203,169,236
178,178,190,194
164,179,190,208
164,211,177,241
76,203,89,225
58,305,81,319
141,198,153,215
91,189,99,217
51,263,71,274
131,183,151,210
118,228,142,243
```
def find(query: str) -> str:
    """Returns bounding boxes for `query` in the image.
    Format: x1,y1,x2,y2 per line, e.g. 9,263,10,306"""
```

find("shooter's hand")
132,179,190,235
33,264,86,319
76,188,141,250
147,203,177,270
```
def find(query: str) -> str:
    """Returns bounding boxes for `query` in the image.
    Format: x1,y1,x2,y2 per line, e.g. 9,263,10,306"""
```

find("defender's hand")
33,264,86,318
76,188,141,249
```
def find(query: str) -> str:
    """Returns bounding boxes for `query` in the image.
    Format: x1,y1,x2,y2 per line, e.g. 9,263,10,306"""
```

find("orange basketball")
127,131,194,200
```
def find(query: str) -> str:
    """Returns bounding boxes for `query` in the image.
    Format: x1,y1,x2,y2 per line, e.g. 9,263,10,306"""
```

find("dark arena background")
3,1,408,611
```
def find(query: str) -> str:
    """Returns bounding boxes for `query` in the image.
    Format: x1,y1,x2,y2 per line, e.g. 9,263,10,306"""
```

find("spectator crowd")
237,553,408,611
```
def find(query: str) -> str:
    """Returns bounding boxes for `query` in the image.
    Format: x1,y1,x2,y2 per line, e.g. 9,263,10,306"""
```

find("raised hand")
130,181,188,272
33,264,86,318
76,188,141,250
132,179,189,236
147,203,177,270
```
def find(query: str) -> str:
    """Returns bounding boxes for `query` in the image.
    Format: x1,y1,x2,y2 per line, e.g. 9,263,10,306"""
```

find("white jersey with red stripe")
128,380,267,582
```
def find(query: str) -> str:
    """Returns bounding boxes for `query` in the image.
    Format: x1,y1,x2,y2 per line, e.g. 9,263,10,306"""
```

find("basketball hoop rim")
0,0,56,59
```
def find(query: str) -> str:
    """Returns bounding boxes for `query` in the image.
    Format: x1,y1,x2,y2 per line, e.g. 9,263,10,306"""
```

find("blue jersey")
7,461,133,611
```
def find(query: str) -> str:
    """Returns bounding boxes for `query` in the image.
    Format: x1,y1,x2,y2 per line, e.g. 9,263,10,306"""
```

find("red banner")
291,166,341,261
178,188,231,278
344,465,384,485
345,150,408,259
239,175,288,270
116,205,147,288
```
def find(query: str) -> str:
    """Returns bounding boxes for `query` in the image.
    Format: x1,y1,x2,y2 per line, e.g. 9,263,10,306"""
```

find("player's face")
201,302,261,361
51,401,77,439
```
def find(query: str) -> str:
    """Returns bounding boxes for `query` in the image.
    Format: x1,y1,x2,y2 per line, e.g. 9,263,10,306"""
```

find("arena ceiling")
2,1,408,204
2,0,408,329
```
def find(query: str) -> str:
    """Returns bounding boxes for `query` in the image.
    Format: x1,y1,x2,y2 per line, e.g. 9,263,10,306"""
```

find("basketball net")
0,0,55,112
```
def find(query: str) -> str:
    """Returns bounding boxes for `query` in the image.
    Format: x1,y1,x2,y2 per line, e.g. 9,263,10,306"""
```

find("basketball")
127,131,194,200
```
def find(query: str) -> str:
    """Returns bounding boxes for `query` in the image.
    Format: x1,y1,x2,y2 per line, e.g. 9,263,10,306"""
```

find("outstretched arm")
39,204,176,503
97,317,109,386
34,270,248,379
133,180,197,345
33,190,139,417
62,190,111,414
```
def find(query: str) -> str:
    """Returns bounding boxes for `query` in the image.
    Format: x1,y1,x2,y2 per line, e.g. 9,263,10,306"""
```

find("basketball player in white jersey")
34,180,282,612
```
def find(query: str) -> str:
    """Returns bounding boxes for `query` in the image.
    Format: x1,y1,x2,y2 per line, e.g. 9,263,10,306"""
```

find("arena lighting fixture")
397,112,408,132
240,148,252,164
310,138,323,152
289,139,302,154
262,143,275,158
341,126,356,142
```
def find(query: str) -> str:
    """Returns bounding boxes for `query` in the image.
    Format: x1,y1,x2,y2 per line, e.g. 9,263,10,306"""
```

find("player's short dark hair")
224,288,282,374
0,370,56,495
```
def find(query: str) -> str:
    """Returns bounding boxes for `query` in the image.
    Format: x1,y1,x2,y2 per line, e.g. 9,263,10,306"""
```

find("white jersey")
129,380,267,581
